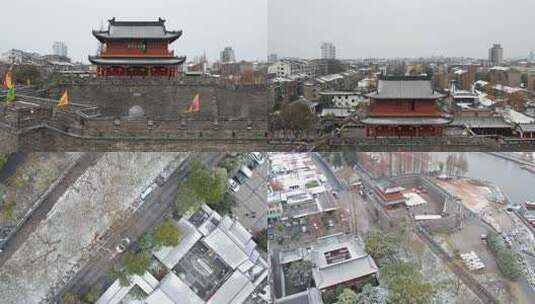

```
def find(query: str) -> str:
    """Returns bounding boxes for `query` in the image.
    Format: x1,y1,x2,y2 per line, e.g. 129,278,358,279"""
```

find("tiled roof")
93,18,182,42
367,80,445,100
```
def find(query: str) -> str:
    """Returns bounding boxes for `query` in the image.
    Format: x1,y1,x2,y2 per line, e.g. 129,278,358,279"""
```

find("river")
432,153,535,205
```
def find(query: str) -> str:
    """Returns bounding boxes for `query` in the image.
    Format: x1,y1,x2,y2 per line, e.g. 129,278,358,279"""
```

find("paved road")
0,153,103,266
312,153,344,191
232,159,269,233
270,248,284,299
63,153,225,296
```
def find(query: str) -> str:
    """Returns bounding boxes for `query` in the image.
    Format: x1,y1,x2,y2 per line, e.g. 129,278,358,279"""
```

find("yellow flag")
57,90,69,107
2,69,13,89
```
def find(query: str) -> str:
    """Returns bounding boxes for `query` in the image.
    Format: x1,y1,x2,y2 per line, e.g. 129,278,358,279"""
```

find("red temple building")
89,18,186,77
362,77,449,137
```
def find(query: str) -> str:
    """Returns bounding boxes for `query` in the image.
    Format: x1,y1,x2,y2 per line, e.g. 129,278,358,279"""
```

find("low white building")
97,205,268,304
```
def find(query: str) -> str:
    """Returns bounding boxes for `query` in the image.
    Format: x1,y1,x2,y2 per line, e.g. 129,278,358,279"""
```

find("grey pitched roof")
517,124,535,132
275,288,323,304
93,18,183,42
367,80,446,100
88,56,186,66
450,117,512,129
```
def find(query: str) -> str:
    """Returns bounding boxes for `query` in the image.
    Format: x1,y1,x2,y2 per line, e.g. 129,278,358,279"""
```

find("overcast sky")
268,0,535,60
0,0,267,63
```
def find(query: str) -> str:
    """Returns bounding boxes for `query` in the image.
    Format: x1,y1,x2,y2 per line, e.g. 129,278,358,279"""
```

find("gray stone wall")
52,79,269,121
0,127,18,153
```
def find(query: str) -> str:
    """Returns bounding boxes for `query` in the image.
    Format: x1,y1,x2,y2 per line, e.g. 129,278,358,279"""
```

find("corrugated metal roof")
367,80,445,100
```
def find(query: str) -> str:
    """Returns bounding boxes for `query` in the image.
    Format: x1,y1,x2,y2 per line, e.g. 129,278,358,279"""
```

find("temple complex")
89,18,186,77
362,77,449,137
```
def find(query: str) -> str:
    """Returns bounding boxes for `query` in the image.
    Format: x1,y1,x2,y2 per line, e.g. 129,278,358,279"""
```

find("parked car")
228,178,240,192
239,165,253,179
116,238,131,253
250,152,265,165
267,228,274,240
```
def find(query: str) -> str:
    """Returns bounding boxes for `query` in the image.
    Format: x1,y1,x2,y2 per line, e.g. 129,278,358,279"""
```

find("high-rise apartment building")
220,46,236,63
52,41,68,57
321,42,336,60
488,43,503,66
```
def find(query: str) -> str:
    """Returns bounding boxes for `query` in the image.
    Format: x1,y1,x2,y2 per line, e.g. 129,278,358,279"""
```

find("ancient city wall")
51,78,269,121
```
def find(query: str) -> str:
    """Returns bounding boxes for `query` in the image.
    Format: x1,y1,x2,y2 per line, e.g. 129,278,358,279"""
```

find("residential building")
277,233,378,293
489,44,504,66
0,49,42,64
452,65,477,91
321,43,336,60
268,53,278,64
268,153,336,220
96,205,268,304
489,67,522,87
268,59,317,78
221,47,236,63
52,41,68,57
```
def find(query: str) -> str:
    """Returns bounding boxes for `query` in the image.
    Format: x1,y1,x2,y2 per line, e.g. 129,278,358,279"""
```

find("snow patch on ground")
0,153,182,304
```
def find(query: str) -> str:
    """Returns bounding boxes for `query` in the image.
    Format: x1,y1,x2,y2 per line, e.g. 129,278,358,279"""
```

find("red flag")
185,94,200,113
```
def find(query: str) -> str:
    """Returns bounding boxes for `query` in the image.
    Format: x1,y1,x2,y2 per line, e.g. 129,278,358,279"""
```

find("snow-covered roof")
501,108,535,124
308,234,378,290
403,192,427,207
146,272,204,304
207,271,255,304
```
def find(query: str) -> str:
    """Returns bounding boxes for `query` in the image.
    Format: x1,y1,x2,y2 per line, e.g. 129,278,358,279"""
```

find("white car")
116,238,131,253
229,178,240,192
250,152,265,165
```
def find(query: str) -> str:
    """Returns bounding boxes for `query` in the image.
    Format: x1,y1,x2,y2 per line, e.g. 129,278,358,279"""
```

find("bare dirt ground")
435,179,494,214
0,153,82,227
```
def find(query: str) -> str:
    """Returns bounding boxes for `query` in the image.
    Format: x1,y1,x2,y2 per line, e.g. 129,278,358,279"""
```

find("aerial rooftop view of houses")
266,152,535,304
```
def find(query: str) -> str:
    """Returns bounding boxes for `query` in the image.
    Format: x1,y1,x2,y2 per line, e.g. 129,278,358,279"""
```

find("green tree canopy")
277,102,318,134
62,292,82,304
486,232,522,280
337,288,358,304
381,262,434,304
152,218,181,248
364,231,399,263
207,192,236,216
175,185,201,214
122,252,151,276
183,163,228,203
176,163,228,215
354,284,388,304
286,260,314,291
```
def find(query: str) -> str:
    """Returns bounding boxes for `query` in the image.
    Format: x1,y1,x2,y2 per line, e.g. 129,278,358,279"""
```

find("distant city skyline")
0,0,267,63
268,0,535,60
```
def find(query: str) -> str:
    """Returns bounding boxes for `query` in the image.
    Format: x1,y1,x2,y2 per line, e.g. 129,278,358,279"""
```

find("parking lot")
231,154,269,233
